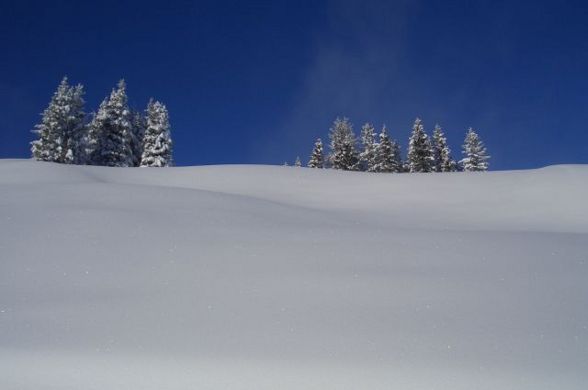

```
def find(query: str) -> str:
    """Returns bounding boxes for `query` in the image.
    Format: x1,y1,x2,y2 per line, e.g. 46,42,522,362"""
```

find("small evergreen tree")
140,99,173,167
294,156,302,167
407,117,433,173
31,77,86,164
359,123,377,172
87,80,134,167
328,117,359,171
460,128,490,172
373,126,398,173
431,124,457,172
308,138,324,168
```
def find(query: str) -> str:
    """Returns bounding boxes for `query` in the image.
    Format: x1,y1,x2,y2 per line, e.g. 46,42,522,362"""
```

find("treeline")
31,77,173,167
297,117,489,172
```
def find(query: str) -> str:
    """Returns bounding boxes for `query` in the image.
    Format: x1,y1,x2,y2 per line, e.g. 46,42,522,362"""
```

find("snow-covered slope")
1,159,587,390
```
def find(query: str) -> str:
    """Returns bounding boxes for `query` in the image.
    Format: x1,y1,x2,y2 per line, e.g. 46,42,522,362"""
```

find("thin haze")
268,0,588,169
263,0,417,163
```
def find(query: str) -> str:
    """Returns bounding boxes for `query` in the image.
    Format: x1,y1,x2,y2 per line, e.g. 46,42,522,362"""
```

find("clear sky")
1,0,587,169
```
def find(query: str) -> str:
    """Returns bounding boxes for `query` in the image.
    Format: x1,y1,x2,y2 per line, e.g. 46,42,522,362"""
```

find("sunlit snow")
1,159,587,389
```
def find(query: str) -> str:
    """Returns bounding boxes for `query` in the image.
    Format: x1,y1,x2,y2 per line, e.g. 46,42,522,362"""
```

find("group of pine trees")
31,77,173,167
302,117,489,172
32,78,488,172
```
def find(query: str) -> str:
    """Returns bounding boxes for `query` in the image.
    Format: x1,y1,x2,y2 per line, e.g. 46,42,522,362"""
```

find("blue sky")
1,0,587,169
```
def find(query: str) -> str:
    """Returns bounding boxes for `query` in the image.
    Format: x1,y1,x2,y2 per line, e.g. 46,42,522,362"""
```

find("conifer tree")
431,124,457,172
308,138,324,168
359,123,377,172
130,110,146,167
391,139,403,172
460,128,490,171
328,117,359,171
66,84,88,164
373,126,393,172
87,80,134,167
85,99,107,163
31,77,86,164
407,118,433,172
140,99,173,167
294,156,302,167
373,126,403,173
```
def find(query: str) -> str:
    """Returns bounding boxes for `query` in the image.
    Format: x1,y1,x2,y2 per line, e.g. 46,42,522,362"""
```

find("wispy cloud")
259,0,419,163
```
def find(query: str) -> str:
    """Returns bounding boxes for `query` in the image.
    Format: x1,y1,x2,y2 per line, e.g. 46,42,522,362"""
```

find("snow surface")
1,159,587,389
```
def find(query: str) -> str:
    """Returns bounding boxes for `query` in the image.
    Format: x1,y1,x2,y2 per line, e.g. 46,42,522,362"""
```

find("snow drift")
1,159,587,389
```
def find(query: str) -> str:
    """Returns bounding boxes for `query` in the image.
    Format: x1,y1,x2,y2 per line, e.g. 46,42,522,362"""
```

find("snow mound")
1,159,587,389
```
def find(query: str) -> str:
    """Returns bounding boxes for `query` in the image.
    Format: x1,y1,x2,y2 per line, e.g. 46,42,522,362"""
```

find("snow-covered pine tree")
328,117,359,171
61,83,88,165
308,138,324,168
373,126,394,172
391,139,403,172
460,128,490,172
294,156,302,167
407,117,433,173
129,110,146,167
359,123,377,172
87,80,134,167
140,99,173,167
431,124,457,172
31,77,86,164
373,126,403,173
85,98,107,164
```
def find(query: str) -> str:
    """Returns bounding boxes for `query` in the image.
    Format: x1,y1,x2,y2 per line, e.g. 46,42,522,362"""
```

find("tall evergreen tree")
140,99,173,167
66,84,88,165
129,110,146,167
460,128,490,172
431,124,457,172
328,117,359,171
85,99,107,163
31,77,86,164
87,80,134,167
407,118,433,172
308,138,324,168
391,139,403,172
359,123,377,172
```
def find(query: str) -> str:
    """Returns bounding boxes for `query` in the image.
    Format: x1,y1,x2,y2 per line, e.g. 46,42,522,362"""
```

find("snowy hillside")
1,159,587,390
